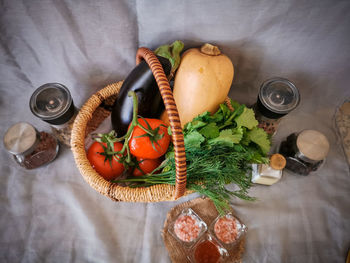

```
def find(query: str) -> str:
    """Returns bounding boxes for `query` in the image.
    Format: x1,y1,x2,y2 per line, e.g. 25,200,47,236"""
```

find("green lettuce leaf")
246,127,271,154
209,128,243,146
184,120,207,133
199,123,220,139
184,131,205,148
235,107,258,129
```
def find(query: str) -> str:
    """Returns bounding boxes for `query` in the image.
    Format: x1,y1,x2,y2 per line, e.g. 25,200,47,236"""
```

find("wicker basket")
71,47,232,203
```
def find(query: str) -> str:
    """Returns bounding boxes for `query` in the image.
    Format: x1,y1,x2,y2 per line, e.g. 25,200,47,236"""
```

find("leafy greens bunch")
117,100,271,214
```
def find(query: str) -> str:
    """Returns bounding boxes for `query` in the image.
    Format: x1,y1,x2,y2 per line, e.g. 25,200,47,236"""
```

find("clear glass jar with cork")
251,154,286,185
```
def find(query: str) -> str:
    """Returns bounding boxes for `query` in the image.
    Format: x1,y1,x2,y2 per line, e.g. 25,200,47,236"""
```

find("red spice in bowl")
188,234,228,263
194,240,221,263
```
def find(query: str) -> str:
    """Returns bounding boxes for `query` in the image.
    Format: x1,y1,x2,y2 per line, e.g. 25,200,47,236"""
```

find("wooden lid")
270,154,286,170
296,130,329,161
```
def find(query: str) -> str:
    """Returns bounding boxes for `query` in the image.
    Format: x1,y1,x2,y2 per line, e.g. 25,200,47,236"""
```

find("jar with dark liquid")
30,83,77,147
253,78,300,135
279,130,330,175
3,122,59,169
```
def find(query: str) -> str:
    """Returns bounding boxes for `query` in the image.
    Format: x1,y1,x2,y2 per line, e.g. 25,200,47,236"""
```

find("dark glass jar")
29,83,77,147
3,122,59,169
279,130,329,175
253,78,300,135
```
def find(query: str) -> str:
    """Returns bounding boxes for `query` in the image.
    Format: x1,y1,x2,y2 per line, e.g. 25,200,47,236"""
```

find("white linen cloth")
1,0,349,262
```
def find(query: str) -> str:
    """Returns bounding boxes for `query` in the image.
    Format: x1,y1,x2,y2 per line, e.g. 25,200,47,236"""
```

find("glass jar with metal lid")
279,130,330,175
29,83,77,147
253,77,300,135
3,122,59,169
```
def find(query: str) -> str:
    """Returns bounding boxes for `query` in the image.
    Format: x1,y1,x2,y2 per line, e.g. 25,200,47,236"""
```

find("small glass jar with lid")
3,122,59,169
253,77,300,135
251,154,286,185
279,130,330,175
29,83,77,147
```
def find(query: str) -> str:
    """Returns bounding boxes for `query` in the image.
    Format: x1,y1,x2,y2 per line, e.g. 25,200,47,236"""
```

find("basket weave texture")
71,48,233,203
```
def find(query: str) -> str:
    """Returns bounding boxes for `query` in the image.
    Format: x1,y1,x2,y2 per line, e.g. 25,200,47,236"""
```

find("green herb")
115,100,270,214
154,40,184,79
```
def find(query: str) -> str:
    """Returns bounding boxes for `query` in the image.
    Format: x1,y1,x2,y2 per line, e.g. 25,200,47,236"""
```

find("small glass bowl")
187,233,228,263
168,208,207,248
209,213,247,249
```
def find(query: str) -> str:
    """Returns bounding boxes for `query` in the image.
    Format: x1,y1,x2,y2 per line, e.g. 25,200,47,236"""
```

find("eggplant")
111,56,172,136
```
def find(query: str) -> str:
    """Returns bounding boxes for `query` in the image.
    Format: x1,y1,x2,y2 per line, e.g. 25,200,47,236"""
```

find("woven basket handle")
136,47,187,199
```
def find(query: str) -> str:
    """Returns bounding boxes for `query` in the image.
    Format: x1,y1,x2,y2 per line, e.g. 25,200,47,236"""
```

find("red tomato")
133,158,161,176
129,118,170,159
87,141,124,181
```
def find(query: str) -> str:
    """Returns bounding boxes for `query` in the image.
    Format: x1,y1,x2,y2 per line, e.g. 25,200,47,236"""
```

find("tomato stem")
93,90,167,169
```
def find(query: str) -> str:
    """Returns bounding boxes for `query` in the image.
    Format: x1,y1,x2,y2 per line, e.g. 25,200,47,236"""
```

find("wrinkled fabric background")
1,0,349,262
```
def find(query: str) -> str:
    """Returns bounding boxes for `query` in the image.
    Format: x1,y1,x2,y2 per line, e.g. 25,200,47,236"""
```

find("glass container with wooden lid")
279,130,330,175
251,154,286,185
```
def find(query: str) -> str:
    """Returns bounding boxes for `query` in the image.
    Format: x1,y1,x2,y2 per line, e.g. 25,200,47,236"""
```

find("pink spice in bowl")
174,214,201,242
168,208,207,247
210,213,247,247
214,216,238,243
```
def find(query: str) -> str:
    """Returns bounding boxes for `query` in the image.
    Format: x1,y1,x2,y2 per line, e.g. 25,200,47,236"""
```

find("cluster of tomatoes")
87,118,170,181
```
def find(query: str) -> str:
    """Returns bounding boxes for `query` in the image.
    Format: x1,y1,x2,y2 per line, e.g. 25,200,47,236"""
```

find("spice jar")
251,154,286,185
253,77,300,135
3,122,59,169
29,83,77,147
279,130,330,175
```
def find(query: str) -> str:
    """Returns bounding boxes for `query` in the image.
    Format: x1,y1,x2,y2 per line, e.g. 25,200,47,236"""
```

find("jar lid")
3,122,38,155
270,154,286,170
30,83,74,125
297,130,329,161
258,77,300,114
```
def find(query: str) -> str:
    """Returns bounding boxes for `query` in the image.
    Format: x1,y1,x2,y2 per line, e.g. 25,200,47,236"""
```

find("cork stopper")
269,154,286,170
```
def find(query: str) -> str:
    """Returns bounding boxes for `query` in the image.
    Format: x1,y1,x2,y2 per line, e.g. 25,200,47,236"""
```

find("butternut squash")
161,43,234,127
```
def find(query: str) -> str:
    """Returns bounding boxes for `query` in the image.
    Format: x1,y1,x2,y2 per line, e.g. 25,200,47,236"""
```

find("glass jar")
3,122,59,169
279,130,330,175
253,78,300,135
29,83,77,147
251,154,286,185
